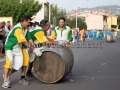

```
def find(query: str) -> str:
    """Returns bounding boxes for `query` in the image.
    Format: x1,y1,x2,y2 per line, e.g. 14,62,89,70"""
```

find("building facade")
32,0,48,22
70,11,118,31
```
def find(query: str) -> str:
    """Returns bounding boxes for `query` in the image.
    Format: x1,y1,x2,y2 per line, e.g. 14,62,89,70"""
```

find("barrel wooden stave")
106,34,116,43
34,50,65,83
61,47,74,76
112,34,116,42
33,46,74,83
59,47,73,78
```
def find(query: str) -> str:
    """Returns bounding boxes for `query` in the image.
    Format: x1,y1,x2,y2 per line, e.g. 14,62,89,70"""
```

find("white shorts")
4,45,23,70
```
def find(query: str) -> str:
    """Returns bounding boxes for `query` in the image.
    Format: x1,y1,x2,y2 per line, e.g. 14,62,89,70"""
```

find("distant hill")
67,5,120,16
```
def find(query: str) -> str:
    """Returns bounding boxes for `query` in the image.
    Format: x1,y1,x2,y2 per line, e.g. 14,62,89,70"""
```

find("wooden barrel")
106,35,112,42
33,46,74,83
104,34,106,39
112,34,116,42
106,34,116,43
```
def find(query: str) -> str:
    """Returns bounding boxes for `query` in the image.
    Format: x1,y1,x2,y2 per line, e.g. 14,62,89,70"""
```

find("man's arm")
46,41,58,45
28,39,34,46
47,30,56,40
26,31,34,46
47,37,54,41
34,31,67,46
23,41,34,51
68,28,73,41
14,29,35,51
14,29,43,56
34,31,58,45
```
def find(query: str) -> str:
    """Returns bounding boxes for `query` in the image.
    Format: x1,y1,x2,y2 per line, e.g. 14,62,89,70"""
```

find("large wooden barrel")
112,34,116,42
106,34,116,43
33,46,74,83
106,35,112,42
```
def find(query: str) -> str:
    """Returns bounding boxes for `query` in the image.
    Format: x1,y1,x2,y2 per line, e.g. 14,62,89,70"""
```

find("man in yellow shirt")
3,15,43,88
79,28,85,42
20,24,35,85
48,17,73,43
26,20,67,79
47,17,73,74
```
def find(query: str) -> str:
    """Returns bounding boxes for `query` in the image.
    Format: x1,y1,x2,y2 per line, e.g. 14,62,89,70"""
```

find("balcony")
111,17,117,25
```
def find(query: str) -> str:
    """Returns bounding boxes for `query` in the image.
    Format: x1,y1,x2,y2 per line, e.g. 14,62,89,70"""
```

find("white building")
32,0,48,22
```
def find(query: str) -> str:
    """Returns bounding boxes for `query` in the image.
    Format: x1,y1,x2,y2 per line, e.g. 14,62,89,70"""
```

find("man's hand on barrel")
34,40,39,44
65,40,70,43
58,40,67,47
33,47,43,56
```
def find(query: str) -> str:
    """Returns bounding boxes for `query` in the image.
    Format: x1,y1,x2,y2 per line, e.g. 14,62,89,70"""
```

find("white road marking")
0,59,5,62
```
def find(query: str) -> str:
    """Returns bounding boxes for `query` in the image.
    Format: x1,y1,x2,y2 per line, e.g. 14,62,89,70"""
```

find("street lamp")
20,0,22,3
76,0,89,29
48,0,51,22
53,17,56,28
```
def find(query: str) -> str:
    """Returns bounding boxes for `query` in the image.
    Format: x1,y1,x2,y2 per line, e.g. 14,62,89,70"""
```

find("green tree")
117,15,120,29
66,17,87,29
44,4,67,26
117,16,120,25
0,0,42,24
44,4,87,29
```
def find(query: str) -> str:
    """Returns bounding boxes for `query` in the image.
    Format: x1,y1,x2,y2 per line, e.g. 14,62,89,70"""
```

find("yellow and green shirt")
29,26,48,43
48,25,73,41
22,29,32,49
5,23,27,50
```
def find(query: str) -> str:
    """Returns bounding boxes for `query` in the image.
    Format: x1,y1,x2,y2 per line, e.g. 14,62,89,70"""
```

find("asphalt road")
0,38,120,90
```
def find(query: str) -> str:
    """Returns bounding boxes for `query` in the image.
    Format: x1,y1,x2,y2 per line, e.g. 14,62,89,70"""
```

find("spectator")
0,22,5,57
72,28,77,42
1,21,10,55
46,27,52,36
4,21,11,36
28,22,33,30
34,21,39,27
2,21,5,27
77,29,80,41
7,21,12,30
79,28,85,42
29,22,35,30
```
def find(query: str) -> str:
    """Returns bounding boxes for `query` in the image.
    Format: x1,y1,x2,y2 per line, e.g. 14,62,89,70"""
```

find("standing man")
4,21,11,35
93,30,97,39
19,22,35,85
2,15,43,88
79,28,85,42
48,17,73,74
72,28,77,43
48,17,73,44
26,20,65,79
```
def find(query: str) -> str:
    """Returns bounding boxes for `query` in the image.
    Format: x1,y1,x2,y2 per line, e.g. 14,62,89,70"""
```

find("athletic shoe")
2,82,11,88
19,78,30,85
3,74,10,84
26,73,37,80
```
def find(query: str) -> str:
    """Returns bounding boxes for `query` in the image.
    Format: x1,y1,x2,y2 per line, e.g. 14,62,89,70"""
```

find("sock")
27,70,32,74
21,76,25,79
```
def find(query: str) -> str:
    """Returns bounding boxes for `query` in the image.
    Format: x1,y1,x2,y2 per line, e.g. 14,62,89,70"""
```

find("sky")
50,0,120,11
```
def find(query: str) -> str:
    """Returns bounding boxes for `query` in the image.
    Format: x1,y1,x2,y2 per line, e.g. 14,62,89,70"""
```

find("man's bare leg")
9,69,17,76
21,66,27,76
4,68,10,82
26,62,36,79
19,66,30,85
27,62,33,72
2,68,11,88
